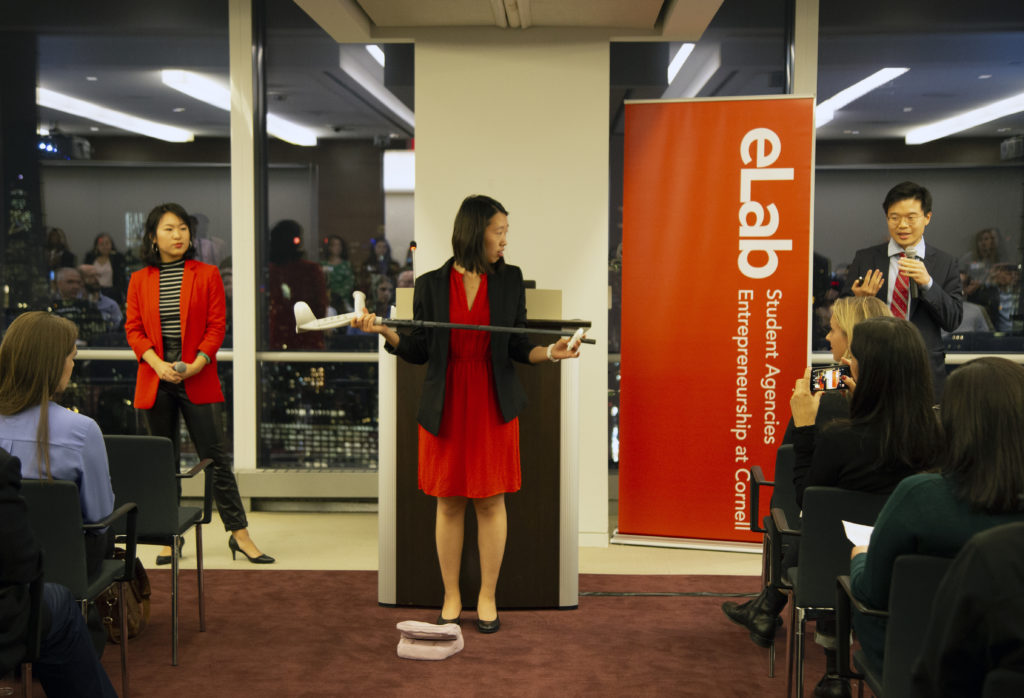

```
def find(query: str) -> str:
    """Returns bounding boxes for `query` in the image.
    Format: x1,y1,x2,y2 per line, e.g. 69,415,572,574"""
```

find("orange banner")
619,97,813,543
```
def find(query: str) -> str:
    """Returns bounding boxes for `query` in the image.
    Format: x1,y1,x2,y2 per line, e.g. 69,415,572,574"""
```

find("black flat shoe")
476,616,500,634
228,536,276,564
155,537,184,566
435,614,462,626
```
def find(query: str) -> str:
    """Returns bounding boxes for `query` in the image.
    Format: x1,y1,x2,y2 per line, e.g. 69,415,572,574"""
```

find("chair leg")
768,639,775,678
22,662,33,698
171,536,180,666
117,581,129,698
196,525,205,633
794,608,806,698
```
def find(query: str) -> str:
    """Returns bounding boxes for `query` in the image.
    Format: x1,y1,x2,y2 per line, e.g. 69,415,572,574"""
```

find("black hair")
882,181,932,215
846,316,940,471
451,195,508,274
141,202,196,266
269,220,305,263
941,357,1024,513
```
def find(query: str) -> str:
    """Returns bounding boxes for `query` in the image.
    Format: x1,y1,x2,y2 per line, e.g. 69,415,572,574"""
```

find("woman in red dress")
354,195,581,633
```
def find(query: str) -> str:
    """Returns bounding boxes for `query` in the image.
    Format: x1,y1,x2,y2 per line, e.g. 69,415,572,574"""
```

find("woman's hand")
152,360,184,383
850,545,869,559
351,312,400,346
549,335,583,361
790,367,822,427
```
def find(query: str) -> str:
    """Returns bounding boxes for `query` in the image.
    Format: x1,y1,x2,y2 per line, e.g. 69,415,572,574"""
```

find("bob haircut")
882,181,932,216
451,195,508,274
0,311,78,478
141,202,196,266
846,316,940,471
941,357,1024,513
270,220,305,263
830,296,891,362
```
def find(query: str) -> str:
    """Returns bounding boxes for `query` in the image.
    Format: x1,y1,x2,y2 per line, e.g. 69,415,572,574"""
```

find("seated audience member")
910,522,1024,698
78,264,123,331
942,271,994,337
320,235,355,313
45,227,76,276
82,233,128,303
372,273,395,317
989,262,1021,332
723,316,940,698
848,357,1024,680
782,296,891,442
0,447,117,698
0,311,115,575
959,227,1003,298
51,267,106,344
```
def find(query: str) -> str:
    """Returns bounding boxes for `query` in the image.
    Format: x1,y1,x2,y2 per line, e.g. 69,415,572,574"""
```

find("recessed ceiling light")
86,76,98,81
998,127,1011,132
978,74,992,80
161,69,317,146
906,90,1024,144
90,126,99,132
173,107,186,113
903,107,913,112
366,44,385,68
843,129,860,135
36,87,193,142
816,67,909,127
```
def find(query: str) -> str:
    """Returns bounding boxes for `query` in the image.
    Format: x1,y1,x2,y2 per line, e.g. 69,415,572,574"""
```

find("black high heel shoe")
228,536,276,564
155,537,184,566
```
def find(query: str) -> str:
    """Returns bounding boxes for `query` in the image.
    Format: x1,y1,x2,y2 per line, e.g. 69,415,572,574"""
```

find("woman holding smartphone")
126,202,273,565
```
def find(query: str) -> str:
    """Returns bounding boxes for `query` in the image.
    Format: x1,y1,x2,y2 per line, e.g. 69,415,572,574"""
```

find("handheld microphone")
905,246,919,299
173,361,187,373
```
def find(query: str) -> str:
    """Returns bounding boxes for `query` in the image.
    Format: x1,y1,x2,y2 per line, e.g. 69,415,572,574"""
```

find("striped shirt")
159,259,185,339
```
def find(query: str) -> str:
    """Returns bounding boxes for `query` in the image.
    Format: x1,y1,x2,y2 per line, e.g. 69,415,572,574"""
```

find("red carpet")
94,570,846,697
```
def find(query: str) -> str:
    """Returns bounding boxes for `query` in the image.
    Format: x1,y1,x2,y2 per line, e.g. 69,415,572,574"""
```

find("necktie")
891,252,909,319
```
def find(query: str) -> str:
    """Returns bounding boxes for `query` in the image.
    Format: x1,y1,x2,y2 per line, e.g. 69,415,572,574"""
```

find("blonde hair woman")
0,311,114,573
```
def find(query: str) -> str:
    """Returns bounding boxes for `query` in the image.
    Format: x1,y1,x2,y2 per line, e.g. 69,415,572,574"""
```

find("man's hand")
851,269,884,297
898,256,932,287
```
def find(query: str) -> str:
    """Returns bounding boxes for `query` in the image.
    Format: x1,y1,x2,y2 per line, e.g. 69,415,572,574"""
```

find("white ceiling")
14,0,1024,147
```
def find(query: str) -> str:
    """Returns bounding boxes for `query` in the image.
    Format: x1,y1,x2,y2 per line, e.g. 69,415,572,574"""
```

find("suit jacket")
842,242,963,399
0,449,43,675
125,260,226,409
388,258,536,435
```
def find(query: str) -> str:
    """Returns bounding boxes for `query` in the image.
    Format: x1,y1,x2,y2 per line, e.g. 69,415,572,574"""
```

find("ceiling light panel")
36,87,194,142
905,90,1024,144
815,67,909,128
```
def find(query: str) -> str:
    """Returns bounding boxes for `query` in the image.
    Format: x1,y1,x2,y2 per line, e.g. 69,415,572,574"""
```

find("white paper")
843,520,874,548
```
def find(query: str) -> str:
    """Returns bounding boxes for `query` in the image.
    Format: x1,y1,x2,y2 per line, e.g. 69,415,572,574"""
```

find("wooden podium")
377,288,579,609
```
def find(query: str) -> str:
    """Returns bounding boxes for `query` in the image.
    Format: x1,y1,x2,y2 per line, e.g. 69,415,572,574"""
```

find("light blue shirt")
0,403,114,525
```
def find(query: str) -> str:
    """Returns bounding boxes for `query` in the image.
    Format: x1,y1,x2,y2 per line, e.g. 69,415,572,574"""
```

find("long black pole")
379,318,597,344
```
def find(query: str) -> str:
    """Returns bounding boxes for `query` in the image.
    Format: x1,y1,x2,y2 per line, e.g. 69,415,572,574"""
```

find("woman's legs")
473,493,506,622
178,397,269,558
435,495,468,619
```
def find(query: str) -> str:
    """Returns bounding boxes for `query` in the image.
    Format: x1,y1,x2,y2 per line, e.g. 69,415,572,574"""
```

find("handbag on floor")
97,548,152,643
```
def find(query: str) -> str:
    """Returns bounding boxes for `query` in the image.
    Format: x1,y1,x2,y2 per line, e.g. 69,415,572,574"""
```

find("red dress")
417,269,521,498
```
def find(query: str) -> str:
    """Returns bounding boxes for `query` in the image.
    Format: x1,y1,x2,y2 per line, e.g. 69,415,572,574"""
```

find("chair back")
104,435,180,540
881,554,952,698
20,480,90,598
796,486,890,609
769,444,799,526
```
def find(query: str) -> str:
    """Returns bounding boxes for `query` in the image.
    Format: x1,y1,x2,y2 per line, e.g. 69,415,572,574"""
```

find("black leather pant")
143,380,248,532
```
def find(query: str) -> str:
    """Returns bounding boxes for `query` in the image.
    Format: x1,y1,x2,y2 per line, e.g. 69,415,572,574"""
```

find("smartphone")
810,364,851,392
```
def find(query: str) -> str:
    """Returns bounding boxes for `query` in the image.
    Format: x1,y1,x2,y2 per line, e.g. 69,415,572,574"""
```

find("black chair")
773,486,889,698
104,435,212,666
0,565,44,698
836,554,952,698
20,479,137,698
749,443,798,676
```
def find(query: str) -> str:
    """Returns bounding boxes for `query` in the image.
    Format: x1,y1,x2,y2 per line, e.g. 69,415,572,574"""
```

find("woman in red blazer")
125,202,273,565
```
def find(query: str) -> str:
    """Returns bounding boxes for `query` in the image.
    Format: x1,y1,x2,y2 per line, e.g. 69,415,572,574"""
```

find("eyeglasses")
887,213,922,225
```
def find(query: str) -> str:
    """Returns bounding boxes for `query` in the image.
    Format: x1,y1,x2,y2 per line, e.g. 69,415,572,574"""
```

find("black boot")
813,647,852,698
721,586,787,648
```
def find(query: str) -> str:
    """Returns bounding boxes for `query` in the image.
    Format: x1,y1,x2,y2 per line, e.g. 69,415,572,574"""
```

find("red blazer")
125,260,226,409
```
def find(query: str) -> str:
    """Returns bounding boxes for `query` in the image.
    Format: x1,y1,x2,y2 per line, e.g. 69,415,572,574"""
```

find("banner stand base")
610,529,761,555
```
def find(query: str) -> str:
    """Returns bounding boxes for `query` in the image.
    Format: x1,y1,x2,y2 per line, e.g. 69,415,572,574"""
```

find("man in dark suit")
842,181,963,400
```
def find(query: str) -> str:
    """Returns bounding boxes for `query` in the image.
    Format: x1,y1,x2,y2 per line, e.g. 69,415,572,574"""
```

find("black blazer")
388,257,536,436
0,449,43,675
842,242,963,399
